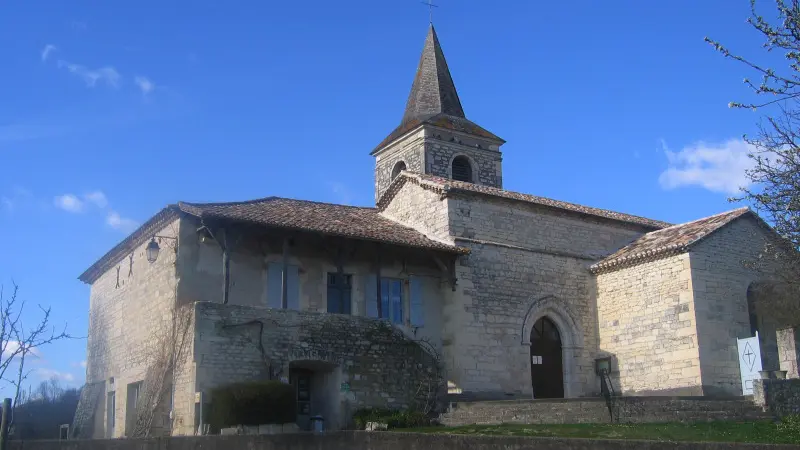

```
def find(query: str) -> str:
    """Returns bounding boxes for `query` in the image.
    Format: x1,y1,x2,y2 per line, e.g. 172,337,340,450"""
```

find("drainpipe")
220,228,230,305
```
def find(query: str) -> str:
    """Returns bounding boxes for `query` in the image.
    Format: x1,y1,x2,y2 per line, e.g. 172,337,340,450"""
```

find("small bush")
778,414,800,441
352,408,431,429
208,380,296,431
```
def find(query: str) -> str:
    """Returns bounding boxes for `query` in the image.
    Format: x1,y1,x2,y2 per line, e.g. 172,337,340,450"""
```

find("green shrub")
208,380,296,430
352,408,431,429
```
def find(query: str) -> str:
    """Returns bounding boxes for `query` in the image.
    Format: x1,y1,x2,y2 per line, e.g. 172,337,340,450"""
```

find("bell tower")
372,25,505,202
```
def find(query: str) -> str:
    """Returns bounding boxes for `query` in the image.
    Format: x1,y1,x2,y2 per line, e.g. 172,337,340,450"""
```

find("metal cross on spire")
421,0,438,24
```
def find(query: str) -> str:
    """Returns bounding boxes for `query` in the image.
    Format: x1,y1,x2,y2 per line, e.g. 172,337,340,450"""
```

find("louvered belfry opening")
451,156,472,182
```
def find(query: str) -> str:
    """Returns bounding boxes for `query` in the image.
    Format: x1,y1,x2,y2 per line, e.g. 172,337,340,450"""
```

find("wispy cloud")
106,211,138,232
2,341,42,359
84,191,108,208
53,190,137,232
1,187,33,213
659,138,756,195
53,194,84,213
40,44,57,62
70,360,87,369
134,76,155,95
35,368,75,383
57,60,120,88
329,182,354,205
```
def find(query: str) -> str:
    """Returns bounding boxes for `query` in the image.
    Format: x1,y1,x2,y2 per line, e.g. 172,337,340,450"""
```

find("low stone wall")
8,432,797,450
753,378,800,417
440,397,769,426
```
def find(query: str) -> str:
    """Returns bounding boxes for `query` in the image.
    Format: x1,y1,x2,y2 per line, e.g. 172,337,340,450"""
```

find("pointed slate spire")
402,25,465,123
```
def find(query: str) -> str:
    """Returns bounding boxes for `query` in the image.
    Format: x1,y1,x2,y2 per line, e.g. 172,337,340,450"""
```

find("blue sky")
0,0,774,390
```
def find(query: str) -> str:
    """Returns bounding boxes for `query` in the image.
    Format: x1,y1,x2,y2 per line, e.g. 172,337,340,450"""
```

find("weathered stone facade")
194,302,441,430
596,254,701,395
689,217,783,395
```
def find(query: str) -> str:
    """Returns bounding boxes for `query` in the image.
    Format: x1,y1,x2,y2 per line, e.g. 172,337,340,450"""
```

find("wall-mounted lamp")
147,235,178,264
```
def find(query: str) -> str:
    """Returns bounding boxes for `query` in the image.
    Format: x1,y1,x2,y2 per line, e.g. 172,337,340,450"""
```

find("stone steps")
439,396,771,426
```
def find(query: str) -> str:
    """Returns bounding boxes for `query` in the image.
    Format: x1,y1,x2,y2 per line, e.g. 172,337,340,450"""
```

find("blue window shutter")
365,274,378,318
287,265,300,310
327,285,341,313
267,262,282,309
410,276,424,327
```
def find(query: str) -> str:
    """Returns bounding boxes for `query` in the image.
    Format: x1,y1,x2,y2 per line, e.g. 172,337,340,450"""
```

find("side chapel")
74,25,793,437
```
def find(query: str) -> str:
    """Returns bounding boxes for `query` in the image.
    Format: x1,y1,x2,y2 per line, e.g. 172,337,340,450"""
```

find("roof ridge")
180,196,376,211
402,172,670,229
644,206,750,235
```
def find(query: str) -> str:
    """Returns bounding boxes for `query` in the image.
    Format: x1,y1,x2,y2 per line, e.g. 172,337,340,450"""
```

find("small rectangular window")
380,278,404,324
327,272,352,314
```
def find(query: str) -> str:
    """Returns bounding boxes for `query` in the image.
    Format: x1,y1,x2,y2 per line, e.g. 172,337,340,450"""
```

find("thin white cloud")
54,194,84,213
41,44,57,62
134,76,155,95
84,191,108,208
329,182,354,205
107,211,138,232
35,368,75,383
659,138,756,195
1,187,33,213
2,341,42,359
57,60,120,88
70,360,87,369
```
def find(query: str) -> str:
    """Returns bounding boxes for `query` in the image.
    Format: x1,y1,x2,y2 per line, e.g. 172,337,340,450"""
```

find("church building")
74,25,790,437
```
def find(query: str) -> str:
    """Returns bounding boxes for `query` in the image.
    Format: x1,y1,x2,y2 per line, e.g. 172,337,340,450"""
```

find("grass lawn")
407,421,800,445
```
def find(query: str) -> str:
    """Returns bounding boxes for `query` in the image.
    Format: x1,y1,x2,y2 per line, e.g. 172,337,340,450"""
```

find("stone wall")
374,129,426,203
84,219,183,438
379,176,453,243
9,432,795,450
689,217,783,396
596,254,702,395
442,193,654,398
193,302,444,431
423,138,502,188
440,397,768,426
753,378,800,417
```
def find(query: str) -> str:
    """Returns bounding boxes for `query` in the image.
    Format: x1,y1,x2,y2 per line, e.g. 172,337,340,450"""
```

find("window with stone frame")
451,155,472,182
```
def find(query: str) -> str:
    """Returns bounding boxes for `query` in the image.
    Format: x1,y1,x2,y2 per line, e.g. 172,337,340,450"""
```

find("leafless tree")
129,301,193,437
706,0,800,326
0,282,72,408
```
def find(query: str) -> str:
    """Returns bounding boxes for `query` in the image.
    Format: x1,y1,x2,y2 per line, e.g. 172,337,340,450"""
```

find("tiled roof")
372,113,503,154
379,172,670,230
178,197,467,255
79,197,468,284
590,207,752,273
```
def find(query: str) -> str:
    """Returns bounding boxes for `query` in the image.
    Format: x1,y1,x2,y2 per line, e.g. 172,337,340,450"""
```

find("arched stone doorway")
530,317,564,398
521,296,582,398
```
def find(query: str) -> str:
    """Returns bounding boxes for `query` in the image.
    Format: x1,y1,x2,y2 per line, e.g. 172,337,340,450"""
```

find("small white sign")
531,355,542,365
737,332,762,395
194,392,202,404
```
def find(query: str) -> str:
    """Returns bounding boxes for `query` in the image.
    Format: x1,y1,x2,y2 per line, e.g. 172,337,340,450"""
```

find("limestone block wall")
379,179,453,243
423,137,502,188
374,130,426,202
596,254,702,395
192,302,443,430
85,219,183,438
689,217,783,396
447,195,647,259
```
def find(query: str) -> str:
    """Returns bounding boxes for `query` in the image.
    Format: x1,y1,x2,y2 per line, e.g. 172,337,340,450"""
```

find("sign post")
737,331,763,395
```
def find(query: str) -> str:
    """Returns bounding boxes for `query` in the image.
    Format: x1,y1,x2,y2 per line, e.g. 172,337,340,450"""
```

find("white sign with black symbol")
737,331,762,395
531,355,543,365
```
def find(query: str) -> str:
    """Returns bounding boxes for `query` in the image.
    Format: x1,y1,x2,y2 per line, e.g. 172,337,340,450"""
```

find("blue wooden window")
267,262,300,310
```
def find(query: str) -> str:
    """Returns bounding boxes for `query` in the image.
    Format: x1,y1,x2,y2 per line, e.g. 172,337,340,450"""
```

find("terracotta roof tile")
590,207,751,273
178,197,467,255
380,172,670,230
